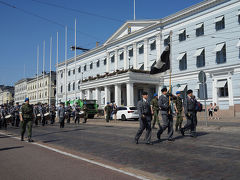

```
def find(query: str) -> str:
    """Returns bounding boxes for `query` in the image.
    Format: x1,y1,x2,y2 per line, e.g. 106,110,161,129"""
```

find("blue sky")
0,0,203,86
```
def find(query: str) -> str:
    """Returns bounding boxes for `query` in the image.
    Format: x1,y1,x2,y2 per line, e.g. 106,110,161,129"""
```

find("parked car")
116,106,139,121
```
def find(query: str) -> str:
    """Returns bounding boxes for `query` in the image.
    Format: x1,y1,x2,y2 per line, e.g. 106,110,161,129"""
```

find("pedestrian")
49,104,56,124
134,91,153,145
0,104,8,129
14,102,21,127
19,98,34,142
9,104,15,127
180,89,198,138
58,102,65,128
174,91,183,132
208,103,214,120
151,93,160,129
104,102,111,123
66,103,72,124
213,103,219,120
83,102,88,123
112,103,118,122
74,103,80,124
157,88,175,141
33,104,38,126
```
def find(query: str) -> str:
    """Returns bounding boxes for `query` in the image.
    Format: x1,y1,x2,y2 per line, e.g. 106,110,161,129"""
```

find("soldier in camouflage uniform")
174,91,183,132
151,93,160,129
19,98,34,142
82,102,88,123
104,102,111,123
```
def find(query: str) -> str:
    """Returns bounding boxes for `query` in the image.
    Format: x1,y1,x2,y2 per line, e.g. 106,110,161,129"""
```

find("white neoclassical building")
57,0,240,117
14,78,32,105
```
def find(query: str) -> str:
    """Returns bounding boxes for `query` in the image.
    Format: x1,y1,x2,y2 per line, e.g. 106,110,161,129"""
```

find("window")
179,29,186,42
96,60,100,67
68,83,71,91
73,82,75,91
119,52,124,60
61,73,63,78
111,55,115,63
196,23,204,37
84,65,87,71
178,53,187,71
138,44,144,54
103,58,107,65
73,69,75,75
217,80,228,97
195,48,205,68
238,12,240,24
150,41,156,51
78,67,81,73
68,70,71,76
90,62,93,69
129,49,133,57
78,81,80,89
215,16,225,31
216,43,226,64
60,85,63,93
164,36,169,46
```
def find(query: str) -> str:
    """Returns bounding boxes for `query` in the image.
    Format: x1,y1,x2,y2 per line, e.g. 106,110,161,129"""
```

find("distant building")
0,85,14,105
56,0,240,117
27,72,56,105
14,78,33,105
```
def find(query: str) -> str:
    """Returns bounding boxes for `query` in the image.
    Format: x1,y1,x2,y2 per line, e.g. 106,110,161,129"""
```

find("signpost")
198,71,208,126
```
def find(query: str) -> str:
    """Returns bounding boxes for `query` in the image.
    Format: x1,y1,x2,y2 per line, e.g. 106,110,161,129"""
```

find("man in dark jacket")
134,91,153,145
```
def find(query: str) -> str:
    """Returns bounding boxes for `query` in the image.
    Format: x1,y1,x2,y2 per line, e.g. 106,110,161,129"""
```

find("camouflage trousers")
152,110,160,128
175,111,183,131
20,119,33,139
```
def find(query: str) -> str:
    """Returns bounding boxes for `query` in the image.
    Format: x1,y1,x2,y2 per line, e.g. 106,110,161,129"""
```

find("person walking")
134,91,153,145
58,102,65,128
14,102,21,127
19,98,34,142
74,104,81,124
104,102,112,123
157,88,175,141
33,104,39,126
0,104,8,129
213,103,219,120
174,91,183,132
112,103,118,122
49,104,56,124
208,103,214,120
151,93,160,129
180,89,198,138
66,103,72,124
82,102,88,123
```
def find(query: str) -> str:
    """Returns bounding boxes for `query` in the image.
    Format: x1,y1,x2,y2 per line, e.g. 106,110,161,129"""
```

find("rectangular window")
150,41,156,51
68,70,71,76
164,36,170,46
73,82,75,91
195,49,205,68
119,52,124,60
84,65,87,71
111,55,115,63
179,30,186,42
61,73,63,78
60,85,63,93
196,23,204,37
90,63,93,69
217,80,228,97
96,60,100,67
179,54,187,71
216,44,226,64
68,83,70,91
73,69,75,75
129,49,133,57
103,58,107,65
215,16,225,31
139,45,144,54
238,14,240,24
78,67,81,73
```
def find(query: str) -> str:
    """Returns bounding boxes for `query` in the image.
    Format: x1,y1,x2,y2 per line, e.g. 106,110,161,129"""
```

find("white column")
95,87,101,106
79,90,83,99
133,43,137,69
126,82,134,106
212,78,218,104
156,33,161,61
115,84,121,106
157,85,161,97
124,46,128,70
104,86,110,104
106,52,110,72
228,73,234,106
143,39,148,71
86,89,91,100
115,50,118,71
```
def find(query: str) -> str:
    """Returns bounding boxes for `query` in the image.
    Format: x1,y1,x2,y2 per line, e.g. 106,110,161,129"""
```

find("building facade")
0,85,14,105
57,0,240,117
27,72,56,105
14,78,32,105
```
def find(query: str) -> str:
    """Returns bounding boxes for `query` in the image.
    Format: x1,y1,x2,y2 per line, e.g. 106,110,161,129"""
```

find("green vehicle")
65,99,98,118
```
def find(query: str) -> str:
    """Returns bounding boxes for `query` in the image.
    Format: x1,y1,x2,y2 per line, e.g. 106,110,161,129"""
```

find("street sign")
198,71,206,83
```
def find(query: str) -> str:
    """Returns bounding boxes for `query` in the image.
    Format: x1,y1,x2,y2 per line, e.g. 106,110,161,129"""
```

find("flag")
150,45,170,74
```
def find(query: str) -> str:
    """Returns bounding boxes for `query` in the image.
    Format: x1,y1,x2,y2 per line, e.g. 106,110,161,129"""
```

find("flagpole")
169,31,173,113
37,45,39,104
56,31,58,105
43,40,45,103
134,0,136,20
65,26,68,103
49,36,52,105
74,18,77,101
